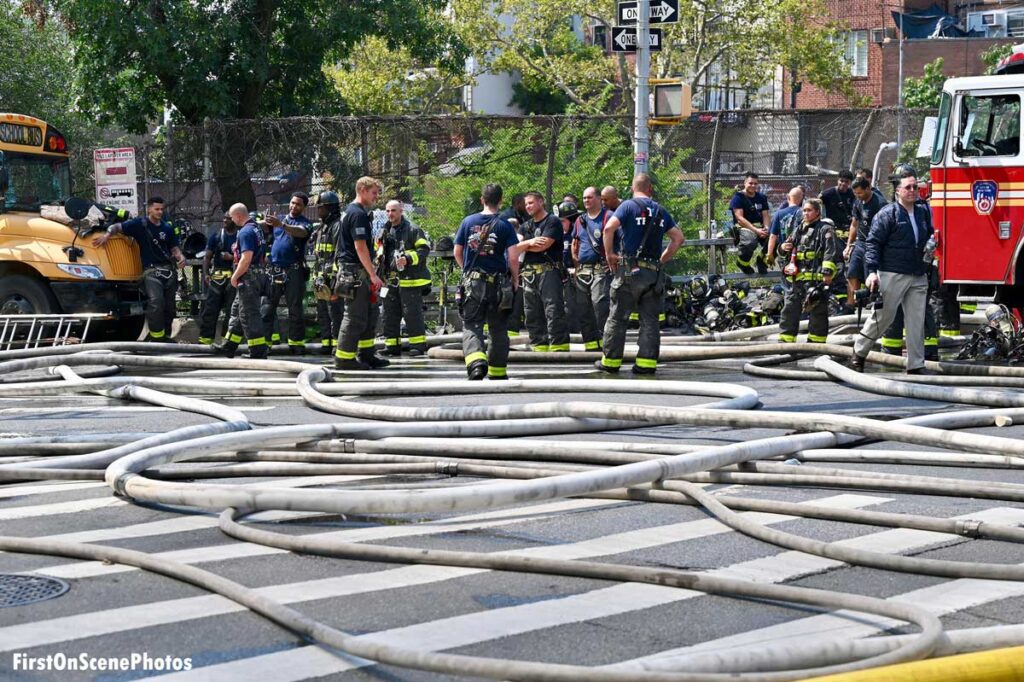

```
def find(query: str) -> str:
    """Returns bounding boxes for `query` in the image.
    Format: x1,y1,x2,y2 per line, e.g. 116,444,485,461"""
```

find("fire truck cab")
931,48,1024,310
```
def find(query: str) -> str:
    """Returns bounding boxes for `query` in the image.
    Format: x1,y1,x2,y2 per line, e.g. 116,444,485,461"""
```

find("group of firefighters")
94,165,956,378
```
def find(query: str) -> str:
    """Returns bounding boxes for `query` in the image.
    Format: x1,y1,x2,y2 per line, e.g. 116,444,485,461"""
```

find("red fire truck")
930,47,1024,312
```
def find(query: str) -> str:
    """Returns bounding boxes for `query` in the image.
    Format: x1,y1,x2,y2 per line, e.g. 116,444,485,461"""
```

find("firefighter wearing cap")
197,213,238,345
310,191,344,355
777,198,838,344
379,200,432,356
514,192,569,352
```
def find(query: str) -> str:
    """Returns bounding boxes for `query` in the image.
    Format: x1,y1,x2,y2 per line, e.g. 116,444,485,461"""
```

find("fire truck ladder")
0,313,105,351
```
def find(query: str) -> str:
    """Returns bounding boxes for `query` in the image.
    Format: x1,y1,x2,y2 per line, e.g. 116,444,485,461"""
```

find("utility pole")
634,0,650,175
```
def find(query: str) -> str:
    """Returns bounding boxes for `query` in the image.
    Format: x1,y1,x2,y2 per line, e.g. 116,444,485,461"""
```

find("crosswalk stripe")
0,494,886,654
139,503,1024,682
611,506,1024,671
0,481,108,500
33,498,621,579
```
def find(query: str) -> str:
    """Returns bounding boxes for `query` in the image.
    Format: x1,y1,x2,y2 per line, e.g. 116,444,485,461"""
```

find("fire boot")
359,351,391,369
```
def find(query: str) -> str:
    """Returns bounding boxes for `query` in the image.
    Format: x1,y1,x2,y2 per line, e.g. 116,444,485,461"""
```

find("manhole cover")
0,574,69,607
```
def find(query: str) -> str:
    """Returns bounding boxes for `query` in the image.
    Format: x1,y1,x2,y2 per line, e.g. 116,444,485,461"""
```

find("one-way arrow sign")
618,0,678,25
611,26,663,52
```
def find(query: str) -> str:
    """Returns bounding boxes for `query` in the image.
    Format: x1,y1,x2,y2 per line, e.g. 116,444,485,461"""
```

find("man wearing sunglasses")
849,169,933,375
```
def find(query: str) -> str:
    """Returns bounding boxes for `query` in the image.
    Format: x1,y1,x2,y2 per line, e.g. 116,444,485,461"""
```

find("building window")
842,30,868,77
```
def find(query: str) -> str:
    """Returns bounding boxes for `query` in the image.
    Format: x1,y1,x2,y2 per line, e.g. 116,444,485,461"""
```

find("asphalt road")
2,351,1024,681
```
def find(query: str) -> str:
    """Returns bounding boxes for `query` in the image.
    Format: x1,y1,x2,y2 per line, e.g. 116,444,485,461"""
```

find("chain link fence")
66,108,936,334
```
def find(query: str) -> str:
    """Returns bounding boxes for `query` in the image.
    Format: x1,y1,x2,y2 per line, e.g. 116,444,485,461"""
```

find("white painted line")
0,494,887,654
142,502,1024,682
0,496,124,520
610,506,1024,671
33,499,623,579
0,481,107,500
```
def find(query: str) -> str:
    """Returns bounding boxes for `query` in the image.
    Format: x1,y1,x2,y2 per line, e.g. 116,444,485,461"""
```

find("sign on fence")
93,148,138,216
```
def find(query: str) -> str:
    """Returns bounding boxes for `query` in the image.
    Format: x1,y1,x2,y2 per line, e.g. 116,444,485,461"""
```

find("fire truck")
930,46,1024,313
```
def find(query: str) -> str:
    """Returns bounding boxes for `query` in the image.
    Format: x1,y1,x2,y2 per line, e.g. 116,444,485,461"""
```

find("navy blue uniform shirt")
206,228,237,270
337,202,374,265
729,191,769,227
270,214,311,267
233,219,266,267
121,216,179,268
613,198,676,260
455,213,518,275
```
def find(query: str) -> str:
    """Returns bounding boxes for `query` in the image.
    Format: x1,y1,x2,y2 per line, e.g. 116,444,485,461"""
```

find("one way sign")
618,0,678,25
611,26,662,52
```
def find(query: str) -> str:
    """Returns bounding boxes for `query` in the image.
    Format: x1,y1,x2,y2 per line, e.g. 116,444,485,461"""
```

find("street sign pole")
634,0,650,175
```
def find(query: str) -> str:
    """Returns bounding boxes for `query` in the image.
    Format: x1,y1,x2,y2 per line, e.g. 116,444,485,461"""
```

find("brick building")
787,0,1019,109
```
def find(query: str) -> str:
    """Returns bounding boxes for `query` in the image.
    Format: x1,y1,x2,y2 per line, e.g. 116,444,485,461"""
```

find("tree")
325,36,466,115
39,0,467,208
903,57,944,109
445,0,857,116
982,42,1015,75
0,3,129,190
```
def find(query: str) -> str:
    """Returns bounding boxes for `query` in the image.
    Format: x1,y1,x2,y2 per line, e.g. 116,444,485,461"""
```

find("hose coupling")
955,519,984,538
437,461,459,476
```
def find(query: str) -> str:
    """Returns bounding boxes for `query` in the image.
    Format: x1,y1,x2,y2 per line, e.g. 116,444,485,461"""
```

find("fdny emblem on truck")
972,180,998,216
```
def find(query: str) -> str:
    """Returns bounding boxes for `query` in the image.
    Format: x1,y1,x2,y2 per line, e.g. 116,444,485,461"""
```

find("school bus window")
958,94,1020,157
3,153,71,211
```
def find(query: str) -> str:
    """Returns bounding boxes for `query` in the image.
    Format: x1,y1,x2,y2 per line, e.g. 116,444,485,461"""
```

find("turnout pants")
563,275,581,334
382,283,427,352
261,265,308,348
335,267,379,361
736,228,769,275
853,272,928,371
523,267,569,351
600,266,663,371
198,276,236,344
225,270,268,350
461,276,510,378
575,264,611,350
143,266,178,340
778,281,829,343
316,298,344,351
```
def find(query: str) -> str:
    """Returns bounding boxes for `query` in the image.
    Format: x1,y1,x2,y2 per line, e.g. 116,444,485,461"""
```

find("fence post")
360,121,370,176
706,113,723,276
202,118,213,229
166,119,175,214
545,118,560,207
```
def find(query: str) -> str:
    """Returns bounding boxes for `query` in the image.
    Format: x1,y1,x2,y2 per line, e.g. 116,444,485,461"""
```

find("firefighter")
333,176,389,371
777,199,839,344
820,169,855,310
92,196,185,341
729,172,770,275
557,200,582,336
572,186,612,349
262,192,311,355
309,192,344,355
197,213,237,345
596,173,685,374
515,192,569,352
454,183,520,380
216,203,269,359
380,200,432,357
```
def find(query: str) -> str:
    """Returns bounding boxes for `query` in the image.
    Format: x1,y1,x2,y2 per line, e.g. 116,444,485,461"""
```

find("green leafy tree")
446,0,856,116
903,57,944,109
39,0,466,208
0,4,132,190
982,43,1014,75
326,36,465,115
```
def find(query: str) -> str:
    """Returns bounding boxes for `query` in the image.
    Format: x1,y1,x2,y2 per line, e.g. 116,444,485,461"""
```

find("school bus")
0,113,144,338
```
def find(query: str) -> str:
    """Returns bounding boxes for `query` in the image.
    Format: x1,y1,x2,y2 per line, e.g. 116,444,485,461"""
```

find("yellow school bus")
0,113,144,338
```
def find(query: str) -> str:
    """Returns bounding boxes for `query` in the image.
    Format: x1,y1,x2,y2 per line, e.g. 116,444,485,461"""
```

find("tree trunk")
210,124,257,211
